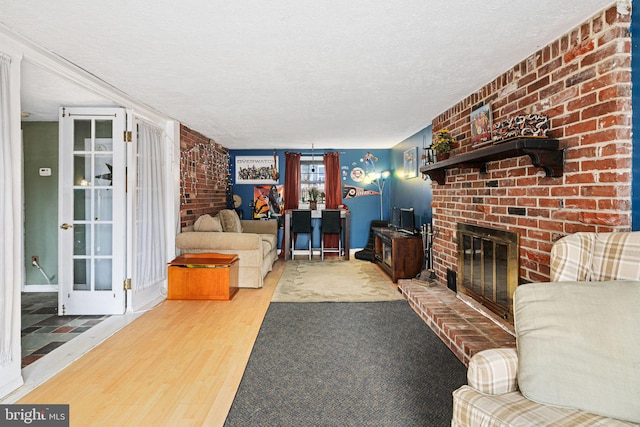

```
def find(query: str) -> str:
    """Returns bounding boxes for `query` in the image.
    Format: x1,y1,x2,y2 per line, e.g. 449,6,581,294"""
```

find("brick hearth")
398,280,516,367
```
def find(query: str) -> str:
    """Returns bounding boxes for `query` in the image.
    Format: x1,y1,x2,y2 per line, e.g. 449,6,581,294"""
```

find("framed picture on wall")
470,104,493,148
403,147,418,179
235,156,278,184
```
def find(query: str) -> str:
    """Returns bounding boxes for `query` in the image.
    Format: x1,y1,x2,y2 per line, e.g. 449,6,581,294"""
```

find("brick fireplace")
405,3,633,365
429,4,632,288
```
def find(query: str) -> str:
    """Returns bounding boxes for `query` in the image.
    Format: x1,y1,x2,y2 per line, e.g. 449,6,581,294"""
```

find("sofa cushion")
452,386,637,427
550,232,640,282
514,280,640,423
259,233,277,253
193,214,222,232
219,209,243,233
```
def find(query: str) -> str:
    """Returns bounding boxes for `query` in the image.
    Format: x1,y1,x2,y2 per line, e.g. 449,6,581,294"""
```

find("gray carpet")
224,301,468,426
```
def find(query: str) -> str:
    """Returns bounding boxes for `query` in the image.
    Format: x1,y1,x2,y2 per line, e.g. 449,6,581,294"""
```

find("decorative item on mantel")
470,104,493,149
422,134,437,165
493,114,549,142
432,129,455,161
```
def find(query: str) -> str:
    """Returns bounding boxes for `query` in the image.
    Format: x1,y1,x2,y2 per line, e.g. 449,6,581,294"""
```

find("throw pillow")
218,209,243,233
193,214,222,232
514,280,640,423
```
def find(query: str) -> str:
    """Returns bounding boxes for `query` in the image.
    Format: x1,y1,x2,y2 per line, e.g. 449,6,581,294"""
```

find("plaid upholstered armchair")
451,232,640,427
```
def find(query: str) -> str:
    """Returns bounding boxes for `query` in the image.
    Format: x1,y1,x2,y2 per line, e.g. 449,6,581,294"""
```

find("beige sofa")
175,210,278,288
452,232,640,427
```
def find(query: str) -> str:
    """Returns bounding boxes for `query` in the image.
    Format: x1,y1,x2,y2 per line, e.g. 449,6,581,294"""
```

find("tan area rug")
271,259,404,302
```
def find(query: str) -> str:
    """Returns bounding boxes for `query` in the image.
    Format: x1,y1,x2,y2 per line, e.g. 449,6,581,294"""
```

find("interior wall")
179,125,230,229
22,121,58,288
229,148,392,249
390,125,433,230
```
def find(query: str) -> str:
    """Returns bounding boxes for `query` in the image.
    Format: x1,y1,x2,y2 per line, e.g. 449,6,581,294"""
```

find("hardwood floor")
18,260,285,426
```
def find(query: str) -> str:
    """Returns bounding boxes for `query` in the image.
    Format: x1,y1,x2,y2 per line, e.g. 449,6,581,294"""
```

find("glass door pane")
71,120,114,292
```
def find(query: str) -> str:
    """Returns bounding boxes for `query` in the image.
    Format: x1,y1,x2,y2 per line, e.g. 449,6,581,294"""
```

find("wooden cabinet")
168,253,239,300
372,227,424,282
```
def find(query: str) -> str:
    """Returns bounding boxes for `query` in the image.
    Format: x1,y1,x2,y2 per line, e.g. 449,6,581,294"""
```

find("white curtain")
0,53,15,365
133,122,167,292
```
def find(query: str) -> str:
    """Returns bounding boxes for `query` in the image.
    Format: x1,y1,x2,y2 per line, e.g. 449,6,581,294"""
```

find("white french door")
58,107,126,315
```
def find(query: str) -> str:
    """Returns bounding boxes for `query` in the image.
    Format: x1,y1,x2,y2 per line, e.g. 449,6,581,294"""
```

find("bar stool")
321,209,342,260
290,209,313,260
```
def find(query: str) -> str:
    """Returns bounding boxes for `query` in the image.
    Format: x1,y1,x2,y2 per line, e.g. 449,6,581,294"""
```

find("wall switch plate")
39,167,52,176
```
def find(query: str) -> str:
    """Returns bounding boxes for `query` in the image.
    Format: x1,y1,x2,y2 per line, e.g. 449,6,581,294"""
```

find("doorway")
20,61,125,370
21,110,121,367
2,47,175,401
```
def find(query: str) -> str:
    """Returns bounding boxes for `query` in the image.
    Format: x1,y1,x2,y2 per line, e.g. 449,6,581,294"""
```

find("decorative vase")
437,152,450,161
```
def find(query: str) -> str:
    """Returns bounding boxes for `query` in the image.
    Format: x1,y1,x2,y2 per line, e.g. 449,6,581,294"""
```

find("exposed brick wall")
430,3,632,284
180,125,230,229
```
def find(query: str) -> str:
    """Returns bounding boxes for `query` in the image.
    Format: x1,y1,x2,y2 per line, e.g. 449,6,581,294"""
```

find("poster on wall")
235,156,278,184
253,185,284,219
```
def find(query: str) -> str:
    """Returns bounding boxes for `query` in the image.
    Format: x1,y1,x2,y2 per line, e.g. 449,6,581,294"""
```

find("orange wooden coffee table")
168,253,239,300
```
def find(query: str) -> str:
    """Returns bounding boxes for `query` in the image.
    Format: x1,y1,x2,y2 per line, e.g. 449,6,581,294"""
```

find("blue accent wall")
390,125,433,232
229,148,392,249
632,7,639,230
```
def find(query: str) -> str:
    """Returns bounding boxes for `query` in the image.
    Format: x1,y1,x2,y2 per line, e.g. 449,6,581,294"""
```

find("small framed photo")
235,156,278,184
403,147,418,179
470,104,492,147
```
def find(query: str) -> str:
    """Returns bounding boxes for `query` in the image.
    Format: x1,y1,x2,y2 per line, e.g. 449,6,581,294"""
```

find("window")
300,157,324,202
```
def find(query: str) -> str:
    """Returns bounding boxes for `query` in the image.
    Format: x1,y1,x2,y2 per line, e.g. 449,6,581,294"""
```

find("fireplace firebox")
457,223,520,321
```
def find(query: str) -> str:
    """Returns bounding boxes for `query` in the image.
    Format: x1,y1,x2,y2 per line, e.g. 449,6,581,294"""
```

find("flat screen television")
399,208,416,235
391,207,400,229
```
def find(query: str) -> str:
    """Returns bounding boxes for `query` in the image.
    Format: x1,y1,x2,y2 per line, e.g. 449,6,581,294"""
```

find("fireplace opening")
457,223,520,322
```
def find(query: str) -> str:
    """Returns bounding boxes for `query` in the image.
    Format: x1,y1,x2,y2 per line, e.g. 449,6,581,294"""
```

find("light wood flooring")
18,260,286,426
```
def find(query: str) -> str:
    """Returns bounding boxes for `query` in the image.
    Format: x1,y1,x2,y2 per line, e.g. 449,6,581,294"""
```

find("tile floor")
21,292,109,368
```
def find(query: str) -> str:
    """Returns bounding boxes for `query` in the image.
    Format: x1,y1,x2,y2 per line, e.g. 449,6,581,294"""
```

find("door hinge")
124,278,132,290
124,130,132,142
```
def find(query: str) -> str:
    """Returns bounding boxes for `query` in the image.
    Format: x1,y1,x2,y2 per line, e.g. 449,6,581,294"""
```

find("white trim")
21,285,58,292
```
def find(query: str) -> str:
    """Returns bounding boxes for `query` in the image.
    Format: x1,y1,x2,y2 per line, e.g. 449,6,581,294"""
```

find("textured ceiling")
1,0,616,149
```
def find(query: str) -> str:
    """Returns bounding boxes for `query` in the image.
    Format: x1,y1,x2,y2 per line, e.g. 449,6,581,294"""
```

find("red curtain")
323,152,341,209
284,152,301,211
281,152,301,256
323,152,342,251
